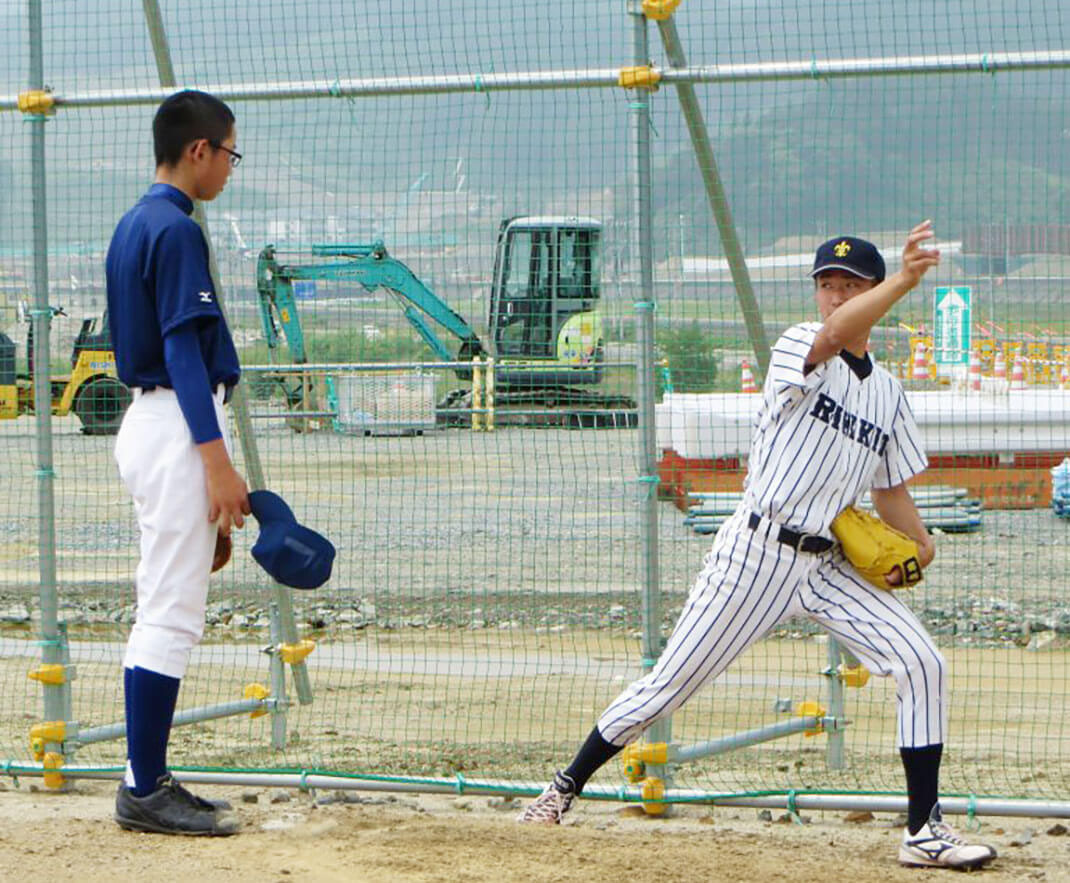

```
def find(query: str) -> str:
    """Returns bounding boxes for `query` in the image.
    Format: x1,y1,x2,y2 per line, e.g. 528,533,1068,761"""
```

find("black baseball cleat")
141,771,232,811
178,782,233,813
115,774,240,836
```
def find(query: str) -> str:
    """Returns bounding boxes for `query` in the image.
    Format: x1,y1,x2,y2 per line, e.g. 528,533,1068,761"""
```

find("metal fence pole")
4,50,1070,110
140,0,312,709
825,637,846,770
26,0,71,756
628,0,670,789
653,14,771,377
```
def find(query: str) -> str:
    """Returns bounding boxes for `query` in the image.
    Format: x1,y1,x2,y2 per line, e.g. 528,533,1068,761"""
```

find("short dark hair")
153,90,235,168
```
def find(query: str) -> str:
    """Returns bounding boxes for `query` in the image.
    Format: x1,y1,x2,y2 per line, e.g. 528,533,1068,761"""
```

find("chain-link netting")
1,0,1068,810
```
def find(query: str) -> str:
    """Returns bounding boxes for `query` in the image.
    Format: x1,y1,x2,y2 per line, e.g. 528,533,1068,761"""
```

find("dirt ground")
2,422,1069,880
0,779,1068,883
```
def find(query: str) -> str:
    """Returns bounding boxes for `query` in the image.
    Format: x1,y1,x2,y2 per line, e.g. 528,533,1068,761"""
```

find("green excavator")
255,216,636,427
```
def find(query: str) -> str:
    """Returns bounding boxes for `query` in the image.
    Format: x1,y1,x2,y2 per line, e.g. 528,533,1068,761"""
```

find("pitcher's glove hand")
211,530,232,573
830,506,923,590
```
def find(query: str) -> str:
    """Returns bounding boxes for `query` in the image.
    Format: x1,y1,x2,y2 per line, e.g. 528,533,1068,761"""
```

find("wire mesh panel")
0,0,1067,812
330,372,437,435
645,2,1070,804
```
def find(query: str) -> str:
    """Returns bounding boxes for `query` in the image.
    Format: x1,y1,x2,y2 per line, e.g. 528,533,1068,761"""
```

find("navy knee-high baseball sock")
123,666,133,747
562,726,623,794
125,666,181,797
900,743,943,835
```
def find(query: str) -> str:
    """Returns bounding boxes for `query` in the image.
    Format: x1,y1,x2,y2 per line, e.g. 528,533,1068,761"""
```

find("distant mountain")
0,1,1066,257
643,73,1070,255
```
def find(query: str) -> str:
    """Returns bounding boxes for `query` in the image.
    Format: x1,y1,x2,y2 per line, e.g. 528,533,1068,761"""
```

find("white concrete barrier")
656,389,1070,460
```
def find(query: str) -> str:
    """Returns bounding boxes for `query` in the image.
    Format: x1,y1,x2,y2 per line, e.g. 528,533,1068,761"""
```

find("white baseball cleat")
898,808,997,870
517,772,576,824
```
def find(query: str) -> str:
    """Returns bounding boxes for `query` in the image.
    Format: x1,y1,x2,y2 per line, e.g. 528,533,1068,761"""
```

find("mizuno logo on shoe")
909,839,952,859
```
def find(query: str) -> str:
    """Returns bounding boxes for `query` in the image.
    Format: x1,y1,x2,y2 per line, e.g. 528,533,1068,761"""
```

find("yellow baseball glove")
830,506,923,590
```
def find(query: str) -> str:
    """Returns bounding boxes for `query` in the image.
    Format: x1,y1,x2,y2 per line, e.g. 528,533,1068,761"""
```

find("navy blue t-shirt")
106,183,240,392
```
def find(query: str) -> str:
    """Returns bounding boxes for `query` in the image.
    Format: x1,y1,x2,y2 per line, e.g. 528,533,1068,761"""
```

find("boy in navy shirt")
106,90,249,836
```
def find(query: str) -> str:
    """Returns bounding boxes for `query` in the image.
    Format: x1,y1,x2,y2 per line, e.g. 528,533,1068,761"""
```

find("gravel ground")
1,414,1068,645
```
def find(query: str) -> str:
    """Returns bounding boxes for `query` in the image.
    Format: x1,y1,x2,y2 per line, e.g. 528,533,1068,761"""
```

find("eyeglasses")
209,140,242,168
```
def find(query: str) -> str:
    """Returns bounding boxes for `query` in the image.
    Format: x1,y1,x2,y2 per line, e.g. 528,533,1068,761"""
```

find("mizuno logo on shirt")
199,291,213,303
810,391,890,456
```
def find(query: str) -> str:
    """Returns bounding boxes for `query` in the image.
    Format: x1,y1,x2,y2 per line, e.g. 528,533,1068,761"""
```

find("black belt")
132,383,234,404
748,512,834,554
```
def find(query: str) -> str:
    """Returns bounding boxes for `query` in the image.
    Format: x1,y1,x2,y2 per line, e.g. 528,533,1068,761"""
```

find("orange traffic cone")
741,360,758,393
1009,355,1027,391
993,351,1007,381
968,350,982,392
911,342,929,382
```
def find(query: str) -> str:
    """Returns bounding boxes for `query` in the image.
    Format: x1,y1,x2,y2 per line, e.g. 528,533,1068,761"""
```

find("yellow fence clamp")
279,639,316,665
42,752,64,789
621,741,669,783
839,663,871,689
29,721,67,761
243,683,271,718
618,66,662,91
28,663,72,686
640,776,667,815
795,700,827,737
641,0,682,21
17,89,55,116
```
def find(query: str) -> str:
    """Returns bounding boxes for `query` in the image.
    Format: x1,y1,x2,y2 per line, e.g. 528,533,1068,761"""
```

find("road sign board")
933,286,972,366
294,280,317,300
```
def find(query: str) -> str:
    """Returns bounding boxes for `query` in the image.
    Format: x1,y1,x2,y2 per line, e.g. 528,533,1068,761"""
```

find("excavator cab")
489,217,603,385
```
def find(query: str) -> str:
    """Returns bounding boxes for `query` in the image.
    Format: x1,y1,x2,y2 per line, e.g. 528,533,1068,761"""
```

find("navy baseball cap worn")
249,490,335,590
809,236,886,282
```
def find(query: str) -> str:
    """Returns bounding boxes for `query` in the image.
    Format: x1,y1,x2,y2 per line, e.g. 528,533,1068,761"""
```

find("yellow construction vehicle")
0,306,130,435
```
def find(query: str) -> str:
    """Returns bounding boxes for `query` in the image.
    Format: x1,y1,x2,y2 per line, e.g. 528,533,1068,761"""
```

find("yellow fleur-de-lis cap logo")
833,240,852,258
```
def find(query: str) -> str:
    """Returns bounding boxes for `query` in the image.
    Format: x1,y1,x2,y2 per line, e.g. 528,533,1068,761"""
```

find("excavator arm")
256,242,485,367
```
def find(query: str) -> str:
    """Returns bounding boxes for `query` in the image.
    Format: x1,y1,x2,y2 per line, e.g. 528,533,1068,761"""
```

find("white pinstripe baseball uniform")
599,321,946,749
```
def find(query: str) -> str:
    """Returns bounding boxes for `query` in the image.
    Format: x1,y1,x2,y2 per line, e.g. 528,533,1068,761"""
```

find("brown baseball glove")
211,530,232,573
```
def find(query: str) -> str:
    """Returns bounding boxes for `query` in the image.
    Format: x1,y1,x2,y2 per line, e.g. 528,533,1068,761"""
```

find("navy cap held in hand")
248,490,335,590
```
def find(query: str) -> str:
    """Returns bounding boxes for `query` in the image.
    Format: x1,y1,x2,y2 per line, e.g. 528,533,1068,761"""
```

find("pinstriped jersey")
743,321,928,537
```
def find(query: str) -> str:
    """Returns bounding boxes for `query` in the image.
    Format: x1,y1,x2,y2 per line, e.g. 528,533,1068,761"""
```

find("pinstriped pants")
598,508,947,749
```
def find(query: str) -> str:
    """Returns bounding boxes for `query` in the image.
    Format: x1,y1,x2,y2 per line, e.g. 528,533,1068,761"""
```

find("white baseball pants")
114,386,230,679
